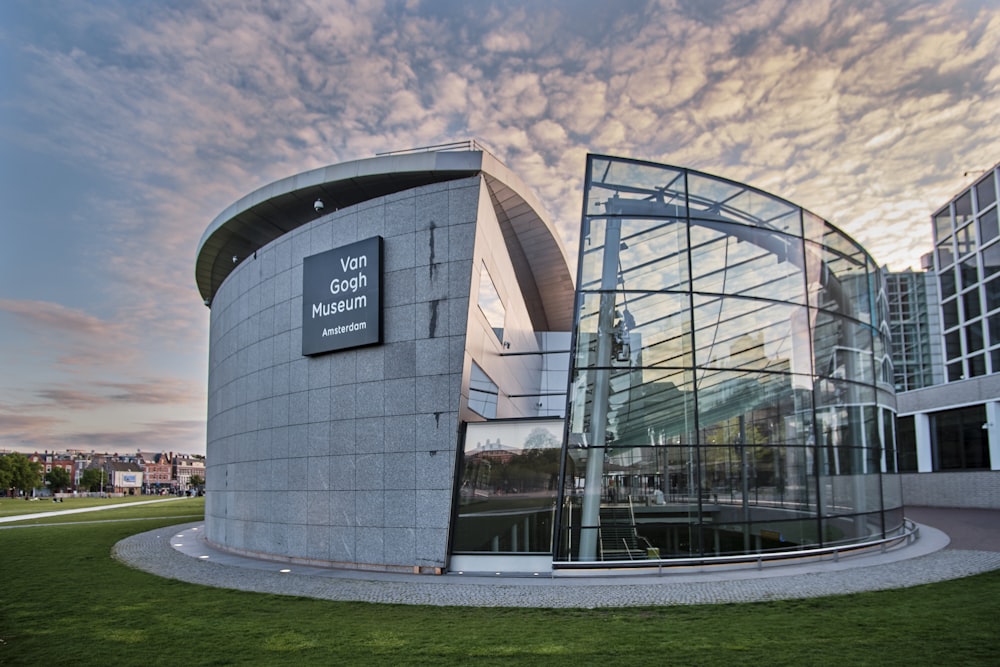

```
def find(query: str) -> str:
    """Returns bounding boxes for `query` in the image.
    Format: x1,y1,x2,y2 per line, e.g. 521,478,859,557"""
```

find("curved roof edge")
196,149,575,330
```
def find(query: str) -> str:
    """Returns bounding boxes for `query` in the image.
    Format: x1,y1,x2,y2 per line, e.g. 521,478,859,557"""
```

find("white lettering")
339,254,368,272
322,321,368,336
329,270,368,295
311,295,368,318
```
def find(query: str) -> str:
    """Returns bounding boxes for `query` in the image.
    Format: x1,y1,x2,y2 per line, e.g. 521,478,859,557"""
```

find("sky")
1,0,999,456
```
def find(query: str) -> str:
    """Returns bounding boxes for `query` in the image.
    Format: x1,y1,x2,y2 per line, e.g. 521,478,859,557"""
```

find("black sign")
302,236,383,356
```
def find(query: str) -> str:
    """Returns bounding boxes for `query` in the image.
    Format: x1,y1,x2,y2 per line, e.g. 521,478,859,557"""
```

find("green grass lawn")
1,498,998,666
0,495,184,518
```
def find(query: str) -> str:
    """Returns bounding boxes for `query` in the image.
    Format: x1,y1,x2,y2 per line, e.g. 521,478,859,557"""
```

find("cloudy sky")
1,0,998,456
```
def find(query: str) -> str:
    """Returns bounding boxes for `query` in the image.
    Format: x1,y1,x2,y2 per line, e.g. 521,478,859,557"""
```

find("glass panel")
567,366,696,452
942,298,959,330
698,443,814,511
959,255,979,289
933,404,989,470
976,174,997,210
687,172,800,235
812,312,875,384
585,158,686,217
574,291,693,371
688,221,807,303
956,223,975,258
881,408,897,474
979,208,998,244
933,208,953,244
581,217,690,292
990,314,1000,346
947,361,964,382
883,505,905,535
806,233,871,323
983,240,1000,279
939,268,956,299
937,241,953,269
965,321,984,353
453,420,563,553
955,191,973,225
988,276,1000,313
820,512,883,545
477,264,505,344
695,369,815,445
969,353,986,377
963,288,981,320
691,296,813,375
802,210,826,242
468,363,498,419
895,415,917,472
945,330,962,359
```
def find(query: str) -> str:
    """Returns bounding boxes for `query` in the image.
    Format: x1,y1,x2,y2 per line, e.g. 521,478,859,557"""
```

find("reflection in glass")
477,263,505,343
933,209,952,245
557,155,901,564
976,175,996,210
453,420,563,553
468,363,498,419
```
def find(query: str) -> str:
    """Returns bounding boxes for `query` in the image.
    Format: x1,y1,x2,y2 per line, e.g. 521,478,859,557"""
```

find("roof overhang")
196,149,574,330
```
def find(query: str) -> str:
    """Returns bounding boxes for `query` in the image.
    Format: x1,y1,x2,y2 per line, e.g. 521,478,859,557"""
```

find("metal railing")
375,139,503,163
554,519,920,574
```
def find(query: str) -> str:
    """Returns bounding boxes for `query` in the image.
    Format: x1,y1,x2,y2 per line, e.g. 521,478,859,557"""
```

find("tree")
79,468,106,493
0,453,42,497
45,466,72,493
189,475,204,488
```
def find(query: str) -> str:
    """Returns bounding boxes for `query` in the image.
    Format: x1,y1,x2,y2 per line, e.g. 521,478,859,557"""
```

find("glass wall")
556,155,902,564
453,420,563,554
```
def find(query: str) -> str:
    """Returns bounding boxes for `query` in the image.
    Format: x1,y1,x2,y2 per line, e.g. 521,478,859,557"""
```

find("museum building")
197,143,904,574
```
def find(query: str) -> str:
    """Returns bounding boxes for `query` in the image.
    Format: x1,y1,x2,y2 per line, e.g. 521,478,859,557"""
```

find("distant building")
108,461,143,495
896,161,1000,507
173,454,205,490
139,451,173,492
884,261,945,392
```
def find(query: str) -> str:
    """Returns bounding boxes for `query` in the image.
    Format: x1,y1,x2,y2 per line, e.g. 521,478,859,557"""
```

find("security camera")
314,198,324,212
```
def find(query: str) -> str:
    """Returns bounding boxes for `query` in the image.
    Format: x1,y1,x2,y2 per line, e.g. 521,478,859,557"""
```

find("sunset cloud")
2,0,999,453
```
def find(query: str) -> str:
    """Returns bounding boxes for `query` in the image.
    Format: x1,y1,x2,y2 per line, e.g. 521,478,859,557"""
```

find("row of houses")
25,450,205,495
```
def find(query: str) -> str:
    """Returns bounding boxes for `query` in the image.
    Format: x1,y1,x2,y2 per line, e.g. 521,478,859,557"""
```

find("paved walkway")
0,496,186,524
107,506,1000,608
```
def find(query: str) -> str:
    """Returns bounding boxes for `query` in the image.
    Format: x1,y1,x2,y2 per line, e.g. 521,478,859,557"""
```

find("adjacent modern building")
884,262,944,393
895,162,1000,507
197,143,906,574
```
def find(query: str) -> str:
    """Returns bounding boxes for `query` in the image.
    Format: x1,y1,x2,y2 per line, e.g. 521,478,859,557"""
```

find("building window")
979,208,998,245
955,192,973,226
933,209,953,245
983,239,1000,280
894,417,929,472
477,263,506,344
452,420,563,554
468,362,499,419
932,404,989,470
976,174,996,211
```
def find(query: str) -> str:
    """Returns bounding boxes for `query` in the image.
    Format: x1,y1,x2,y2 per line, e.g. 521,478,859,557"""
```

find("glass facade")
885,270,944,391
933,165,1000,380
556,155,902,564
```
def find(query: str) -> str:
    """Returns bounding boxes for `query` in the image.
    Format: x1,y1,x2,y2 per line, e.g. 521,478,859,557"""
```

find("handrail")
374,139,504,164
554,519,920,572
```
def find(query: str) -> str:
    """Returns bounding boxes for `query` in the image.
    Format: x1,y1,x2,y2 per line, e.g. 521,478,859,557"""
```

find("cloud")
34,378,203,410
3,0,1000,456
